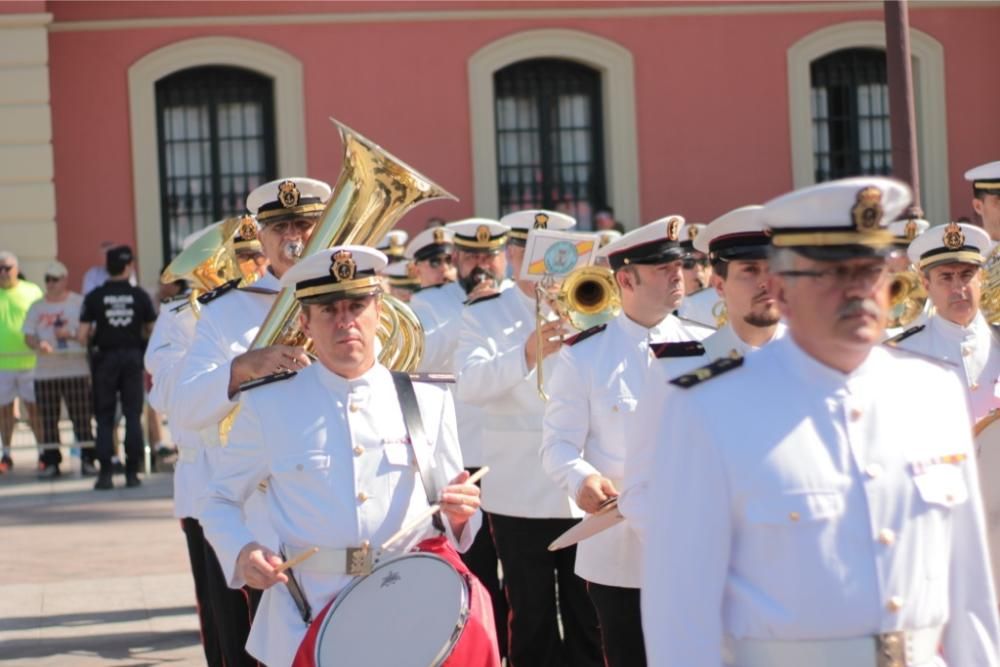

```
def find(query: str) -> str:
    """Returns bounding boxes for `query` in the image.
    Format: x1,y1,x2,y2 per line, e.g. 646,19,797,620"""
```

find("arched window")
810,48,891,183
155,66,277,261
494,58,607,228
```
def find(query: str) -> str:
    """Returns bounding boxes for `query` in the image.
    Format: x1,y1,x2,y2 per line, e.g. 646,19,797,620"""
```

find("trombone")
535,266,622,400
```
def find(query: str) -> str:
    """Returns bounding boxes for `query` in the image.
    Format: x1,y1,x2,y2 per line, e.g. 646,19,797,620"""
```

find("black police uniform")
80,278,156,482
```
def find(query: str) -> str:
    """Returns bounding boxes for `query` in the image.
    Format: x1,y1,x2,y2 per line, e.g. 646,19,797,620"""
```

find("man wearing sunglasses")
0,250,42,473
642,177,999,665
404,226,457,289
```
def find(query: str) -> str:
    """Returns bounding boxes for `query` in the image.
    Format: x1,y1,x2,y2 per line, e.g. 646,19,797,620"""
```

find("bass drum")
974,410,1000,597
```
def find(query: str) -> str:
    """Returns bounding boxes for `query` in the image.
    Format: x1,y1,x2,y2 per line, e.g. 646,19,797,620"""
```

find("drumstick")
380,467,490,552
274,546,319,574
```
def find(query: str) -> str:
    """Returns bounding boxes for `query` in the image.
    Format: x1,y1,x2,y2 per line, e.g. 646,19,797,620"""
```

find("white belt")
283,544,379,577
726,627,942,667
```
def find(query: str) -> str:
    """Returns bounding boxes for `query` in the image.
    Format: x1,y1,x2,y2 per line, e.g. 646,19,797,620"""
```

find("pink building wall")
45,2,1000,283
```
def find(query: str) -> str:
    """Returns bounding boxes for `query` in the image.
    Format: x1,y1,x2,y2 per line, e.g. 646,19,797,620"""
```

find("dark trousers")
460,469,509,659
92,349,144,474
181,518,225,666
203,539,261,667
489,513,602,667
587,581,647,667
35,376,95,467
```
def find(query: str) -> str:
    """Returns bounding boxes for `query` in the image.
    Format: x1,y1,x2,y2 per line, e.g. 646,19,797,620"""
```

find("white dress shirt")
455,286,580,518
145,303,208,520
541,312,707,587
642,335,1000,666
200,361,477,667
701,321,787,361
890,312,1000,423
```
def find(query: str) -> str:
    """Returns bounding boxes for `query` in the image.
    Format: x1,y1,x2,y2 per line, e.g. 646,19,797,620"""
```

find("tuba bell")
887,268,928,329
981,245,1000,325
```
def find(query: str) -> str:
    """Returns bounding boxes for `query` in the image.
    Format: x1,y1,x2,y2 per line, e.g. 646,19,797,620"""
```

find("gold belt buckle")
345,541,372,576
876,631,906,667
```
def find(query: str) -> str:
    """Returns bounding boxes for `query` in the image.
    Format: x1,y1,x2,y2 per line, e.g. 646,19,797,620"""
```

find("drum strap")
391,371,446,533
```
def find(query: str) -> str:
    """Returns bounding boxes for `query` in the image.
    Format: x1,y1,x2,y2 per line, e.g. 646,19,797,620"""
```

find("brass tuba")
982,245,1000,325
161,216,256,317
887,269,928,328
536,266,622,400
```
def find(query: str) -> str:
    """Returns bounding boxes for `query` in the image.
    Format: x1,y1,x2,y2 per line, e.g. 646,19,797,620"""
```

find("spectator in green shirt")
0,250,43,473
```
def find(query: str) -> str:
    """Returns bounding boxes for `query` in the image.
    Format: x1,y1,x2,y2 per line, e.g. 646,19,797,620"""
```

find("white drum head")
315,553,469,667
975,411,1000,601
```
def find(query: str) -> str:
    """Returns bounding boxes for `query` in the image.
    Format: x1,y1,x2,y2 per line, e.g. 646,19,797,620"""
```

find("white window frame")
468,28,640,229
787,21,949,224
127,36,306,285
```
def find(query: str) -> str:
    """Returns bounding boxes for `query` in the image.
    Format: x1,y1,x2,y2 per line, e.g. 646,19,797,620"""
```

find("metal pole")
884,0,923,218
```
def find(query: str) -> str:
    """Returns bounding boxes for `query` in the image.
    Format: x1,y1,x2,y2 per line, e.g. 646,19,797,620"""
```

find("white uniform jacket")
200,361,479,667
541,312,707,587
890,313,1000,423
145,301,208,520
642,335,1000,667
678,286,722,330
454,286,580,518
172,272,280,437
701,321,787,361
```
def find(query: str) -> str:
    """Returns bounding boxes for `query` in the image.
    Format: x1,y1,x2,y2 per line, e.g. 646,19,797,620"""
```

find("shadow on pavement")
0,605,196,632
0,628,200,661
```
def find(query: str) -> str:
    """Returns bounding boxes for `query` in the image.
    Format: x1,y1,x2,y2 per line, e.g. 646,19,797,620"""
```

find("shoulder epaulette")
465,292,502,306
669,355,744,389
237,285,279,295
238,369,297,393
196,279,239,304
882,344,958,369
408,372,456,384
565,323,607,346
650,340,705,359
884,324,925,346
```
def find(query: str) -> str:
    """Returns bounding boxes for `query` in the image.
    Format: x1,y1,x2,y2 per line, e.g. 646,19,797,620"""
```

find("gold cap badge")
904,220,918,241
278,180,301,209
533,213,549,230
330,250,357,282
238,215,257,241
476,225,491,244
389,234,403,251
666,217,682,242
942,222,965,251
687,225,699,241
851,186,883,232
433,228,446,245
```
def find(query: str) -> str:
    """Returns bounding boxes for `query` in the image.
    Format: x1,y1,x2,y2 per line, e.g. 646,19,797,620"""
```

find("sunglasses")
45,275,63,283
427,255,454,269
0,265,12,273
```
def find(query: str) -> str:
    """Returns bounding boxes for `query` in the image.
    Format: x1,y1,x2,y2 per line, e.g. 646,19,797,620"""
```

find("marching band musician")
404,226,458,289
145,221,265,666
675,221,720,332
886,222,1000,422
409,218,513,659
966,161,1000,241
680,222,711,295
540,216,710,667
199,246,483,667
380,259,421,303
455,210,602,667
375,229,409,265
642,177,1000,666
694,206,785,359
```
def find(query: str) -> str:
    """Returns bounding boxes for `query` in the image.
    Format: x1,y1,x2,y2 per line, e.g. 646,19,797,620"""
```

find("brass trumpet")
887,269,928,329
536,266,622,400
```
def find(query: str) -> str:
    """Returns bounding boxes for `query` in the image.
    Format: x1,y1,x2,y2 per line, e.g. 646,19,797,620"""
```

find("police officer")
642,177,1000,665
541,216,709,666
78,245,157,489
694,206,785,360
887,222,1000,422
199,246,483,667
455,209,603,667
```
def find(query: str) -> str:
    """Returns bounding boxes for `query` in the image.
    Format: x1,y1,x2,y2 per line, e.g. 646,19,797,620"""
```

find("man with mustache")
456,210,603,667
642,177,999,665
886,222,1000,422
540,216,709,666
408,217,513,659
695,206,784,359
199,245,483,667
171,178,331,667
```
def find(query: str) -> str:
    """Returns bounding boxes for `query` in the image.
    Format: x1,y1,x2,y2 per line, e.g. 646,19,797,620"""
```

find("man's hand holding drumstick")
237,542,290,590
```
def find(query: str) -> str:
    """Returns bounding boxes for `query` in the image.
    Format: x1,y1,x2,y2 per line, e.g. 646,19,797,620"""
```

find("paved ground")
0,444,205,666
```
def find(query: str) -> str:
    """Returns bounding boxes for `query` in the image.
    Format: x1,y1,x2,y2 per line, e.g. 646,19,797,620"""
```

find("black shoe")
112,457,125,474
81,460,99,477
94,474,113,490
125,473,141,488
0,454,13,473
37,465,61,480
